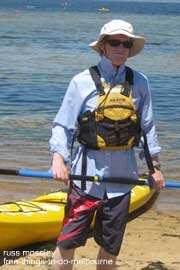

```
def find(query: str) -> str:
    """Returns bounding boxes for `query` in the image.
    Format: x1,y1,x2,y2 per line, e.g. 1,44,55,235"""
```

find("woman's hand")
52,152,70,185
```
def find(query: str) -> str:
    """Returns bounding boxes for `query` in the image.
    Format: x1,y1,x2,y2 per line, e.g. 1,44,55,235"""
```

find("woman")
49,19,164,270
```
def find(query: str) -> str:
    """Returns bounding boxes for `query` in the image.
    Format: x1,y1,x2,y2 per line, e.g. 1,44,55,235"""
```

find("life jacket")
77,65,141,150
75,66,154,189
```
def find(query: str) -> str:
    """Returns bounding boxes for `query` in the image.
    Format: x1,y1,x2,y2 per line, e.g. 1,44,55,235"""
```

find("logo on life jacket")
77,66,141,150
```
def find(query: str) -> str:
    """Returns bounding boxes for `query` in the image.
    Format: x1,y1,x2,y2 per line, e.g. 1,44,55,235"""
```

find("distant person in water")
49,19,164,270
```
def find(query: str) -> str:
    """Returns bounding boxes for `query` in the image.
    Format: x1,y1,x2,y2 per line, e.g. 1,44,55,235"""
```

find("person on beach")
49,19,164,270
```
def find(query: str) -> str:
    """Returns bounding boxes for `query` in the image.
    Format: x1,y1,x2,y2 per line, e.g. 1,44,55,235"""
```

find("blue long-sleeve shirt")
49,56,161,199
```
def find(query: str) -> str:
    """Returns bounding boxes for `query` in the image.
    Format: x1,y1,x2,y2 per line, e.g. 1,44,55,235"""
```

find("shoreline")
1,178,180,211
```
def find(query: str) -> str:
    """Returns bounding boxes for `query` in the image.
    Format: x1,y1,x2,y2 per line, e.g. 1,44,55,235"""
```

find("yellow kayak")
98,8,110,12
0,182,156,250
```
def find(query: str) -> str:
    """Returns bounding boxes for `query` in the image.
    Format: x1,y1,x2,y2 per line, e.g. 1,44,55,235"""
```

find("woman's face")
100,34,133,67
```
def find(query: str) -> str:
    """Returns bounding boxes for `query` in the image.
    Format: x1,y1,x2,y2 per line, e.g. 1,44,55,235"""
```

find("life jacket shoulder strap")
125,66,134,85
89,65,105,95
89,65,134,95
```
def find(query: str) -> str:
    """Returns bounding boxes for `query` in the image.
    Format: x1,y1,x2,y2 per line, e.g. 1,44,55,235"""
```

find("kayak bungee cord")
0,168,180,188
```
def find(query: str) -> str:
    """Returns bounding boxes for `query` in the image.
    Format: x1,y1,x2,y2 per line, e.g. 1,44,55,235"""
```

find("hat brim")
89,31,145,57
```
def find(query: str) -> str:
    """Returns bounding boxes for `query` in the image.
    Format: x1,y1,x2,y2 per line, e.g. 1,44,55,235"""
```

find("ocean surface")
0,0,179,208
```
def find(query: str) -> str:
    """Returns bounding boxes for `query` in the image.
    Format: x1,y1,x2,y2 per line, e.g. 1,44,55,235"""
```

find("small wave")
26,5,36,9
147,42,163,46
0,35,20,39
0,117,51,129
0,83,14,87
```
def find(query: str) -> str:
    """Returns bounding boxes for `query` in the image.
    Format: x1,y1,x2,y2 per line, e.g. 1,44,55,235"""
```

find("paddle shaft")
0,168,146,185
0,168,180,188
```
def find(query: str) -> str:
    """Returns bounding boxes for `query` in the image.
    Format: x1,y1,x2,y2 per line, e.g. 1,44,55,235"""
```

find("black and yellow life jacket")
77,66,141,150
75,66,154,189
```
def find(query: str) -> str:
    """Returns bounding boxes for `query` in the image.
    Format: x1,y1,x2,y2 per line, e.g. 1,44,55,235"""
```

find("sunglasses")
106,39,133,49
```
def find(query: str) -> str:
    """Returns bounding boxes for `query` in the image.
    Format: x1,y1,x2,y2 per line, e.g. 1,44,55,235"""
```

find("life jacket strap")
81,147,87,190
89,66,105,95
142,131,155,176
89,65,134,97
125,66,134,85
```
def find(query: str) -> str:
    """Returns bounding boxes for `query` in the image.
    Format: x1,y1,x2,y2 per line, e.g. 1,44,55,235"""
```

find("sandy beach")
0,197,180,270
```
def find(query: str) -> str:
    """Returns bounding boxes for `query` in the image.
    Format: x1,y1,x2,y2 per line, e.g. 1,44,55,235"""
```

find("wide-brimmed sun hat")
89,20,145,57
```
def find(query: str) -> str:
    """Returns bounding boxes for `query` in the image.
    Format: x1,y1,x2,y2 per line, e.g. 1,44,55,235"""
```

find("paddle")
0,168,180,188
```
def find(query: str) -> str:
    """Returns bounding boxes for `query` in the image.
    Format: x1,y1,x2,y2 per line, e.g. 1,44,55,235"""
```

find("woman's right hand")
52,152,69,185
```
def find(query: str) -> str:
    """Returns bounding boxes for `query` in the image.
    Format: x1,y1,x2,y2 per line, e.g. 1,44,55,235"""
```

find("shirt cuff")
139,146,161,160
50,144,70,163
